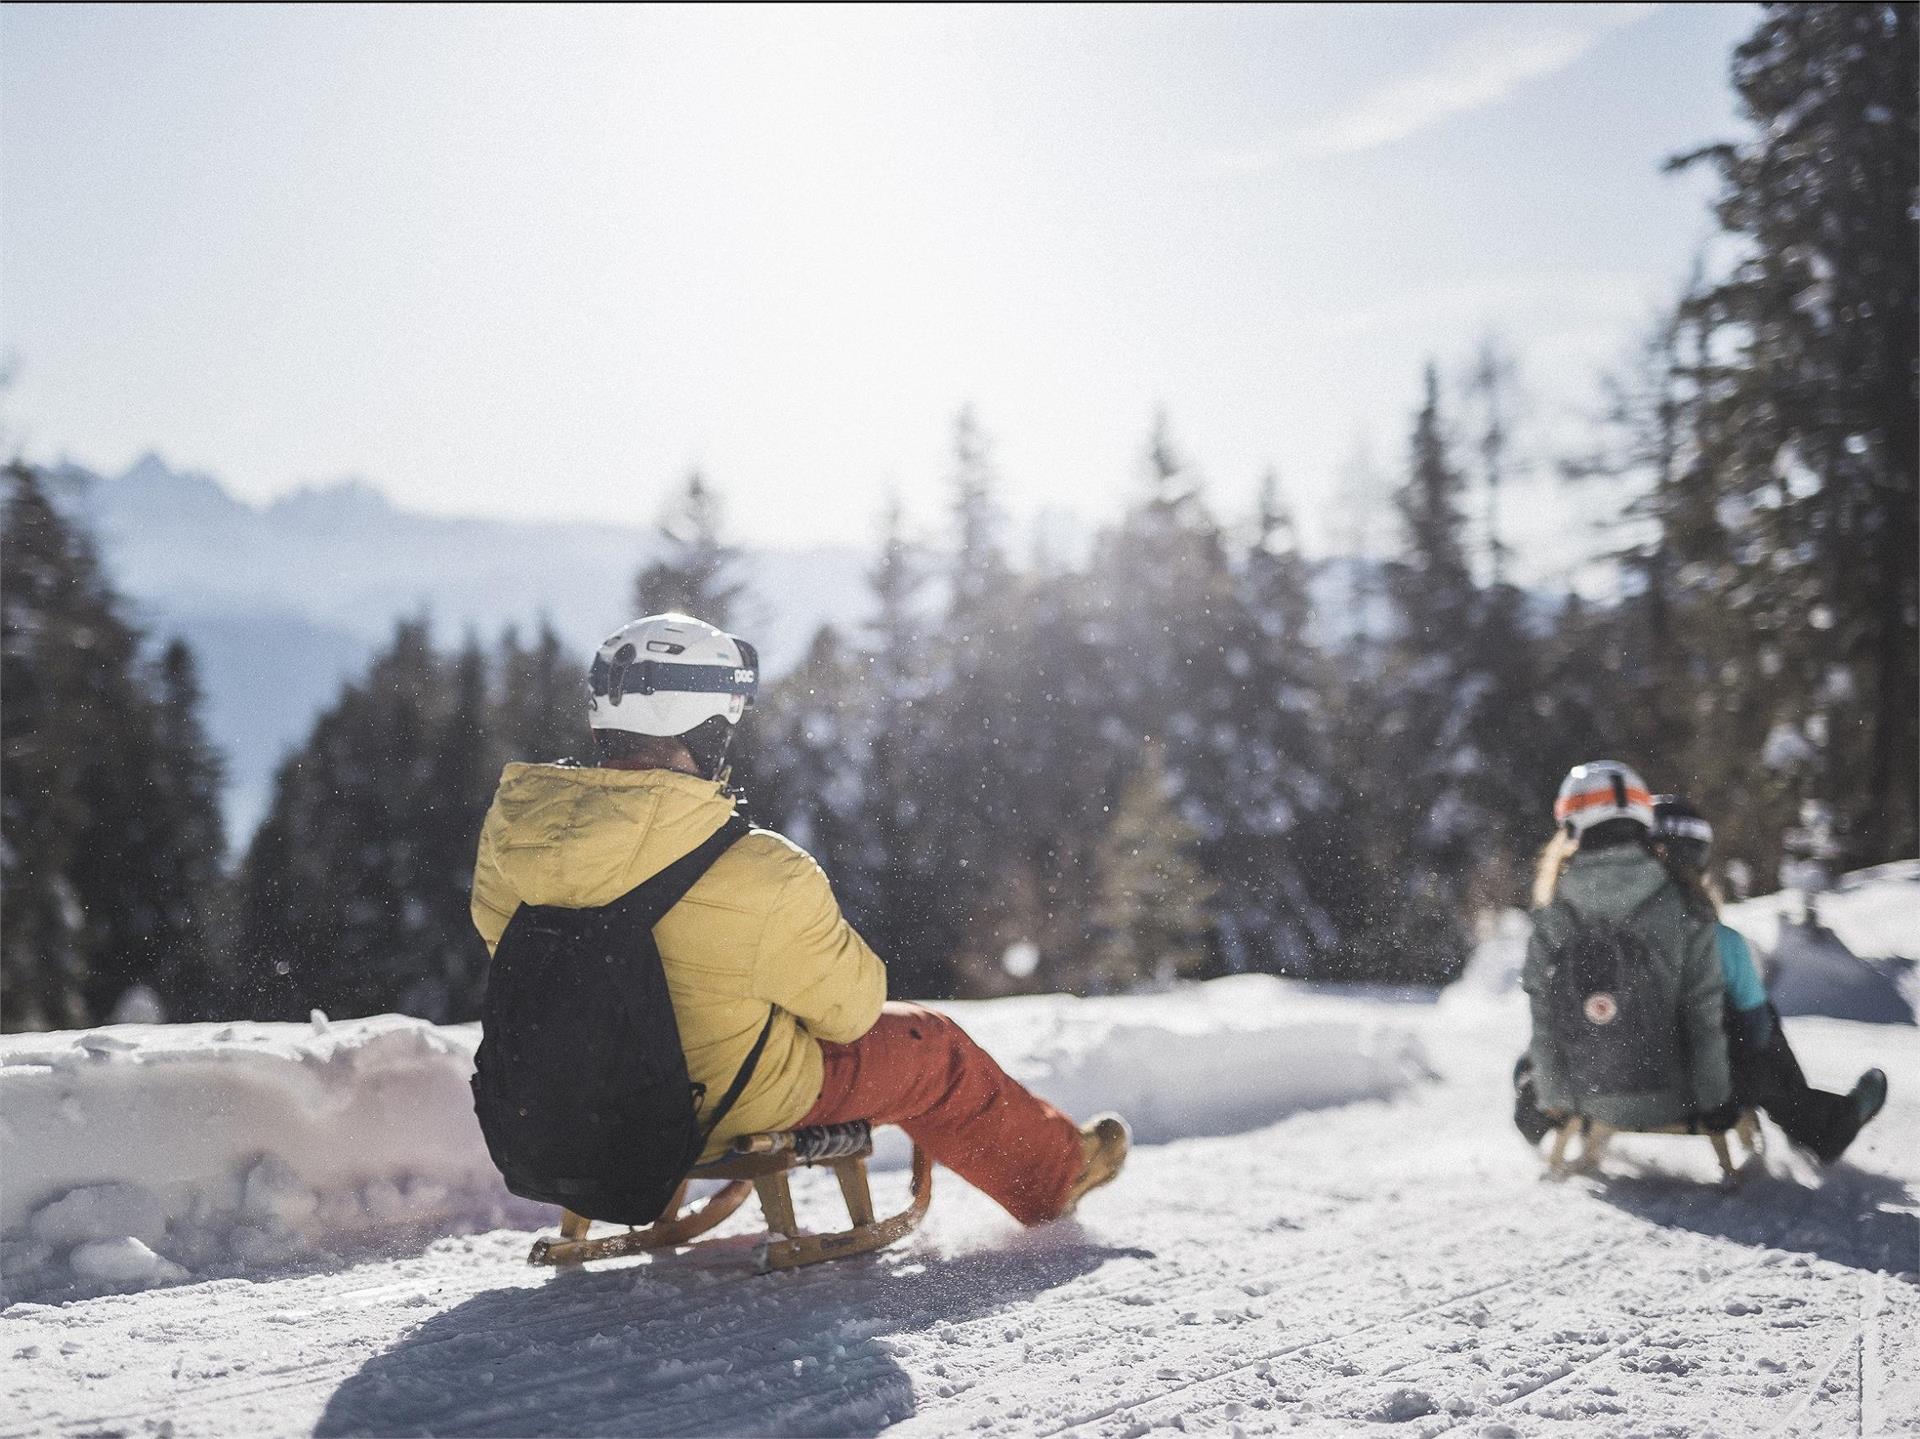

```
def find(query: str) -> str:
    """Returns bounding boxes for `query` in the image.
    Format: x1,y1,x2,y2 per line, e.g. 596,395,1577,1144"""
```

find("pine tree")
1391,366,1475,640
1085,745,1217,993
633,469,747,628
630,469,764,798
1348,366,1489,982
1081,415,1259,978
495,619,583,765
918,411,1026,993
755,624,869,881
2,464,103,1029
1673,1,1919,865
408,635,498,1020
1228,470,1339,974
1,464,230,1028
948,407,1011,623
238,618,497,1021
142,640,229,1019
1566,303,1702,769
858,498,948,997
1464,336,1521,588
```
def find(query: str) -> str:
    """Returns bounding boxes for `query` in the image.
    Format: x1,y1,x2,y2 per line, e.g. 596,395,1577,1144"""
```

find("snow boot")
1065,1114,1130,1212
1810,1068,1887,1166
1852,1068,1889,1128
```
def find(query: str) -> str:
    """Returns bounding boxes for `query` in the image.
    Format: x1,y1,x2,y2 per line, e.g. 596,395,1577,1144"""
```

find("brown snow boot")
1065,1113,1131,1212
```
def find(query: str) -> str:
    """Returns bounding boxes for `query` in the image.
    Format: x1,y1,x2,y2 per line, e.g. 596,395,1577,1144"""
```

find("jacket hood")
1556,842,1671,919
482,762,736,909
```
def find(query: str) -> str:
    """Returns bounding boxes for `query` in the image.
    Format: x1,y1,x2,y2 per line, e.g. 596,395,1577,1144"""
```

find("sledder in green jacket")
1521,762,1732,1132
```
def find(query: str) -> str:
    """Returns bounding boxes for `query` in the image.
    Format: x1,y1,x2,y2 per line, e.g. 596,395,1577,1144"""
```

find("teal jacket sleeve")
1682,917,1733,1111
1716,923,1768,1012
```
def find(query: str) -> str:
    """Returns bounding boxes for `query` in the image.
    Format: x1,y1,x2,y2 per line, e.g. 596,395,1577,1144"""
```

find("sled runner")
527,1119,933,1273
1545,1108,1764,1184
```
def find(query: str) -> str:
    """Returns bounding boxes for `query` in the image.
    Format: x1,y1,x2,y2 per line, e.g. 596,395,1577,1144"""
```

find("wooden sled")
1546,1109,1765,1184
527,1119,933,1274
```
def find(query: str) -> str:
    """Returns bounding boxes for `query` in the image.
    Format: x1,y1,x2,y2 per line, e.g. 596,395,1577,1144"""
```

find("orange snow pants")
798,1002,1083,1226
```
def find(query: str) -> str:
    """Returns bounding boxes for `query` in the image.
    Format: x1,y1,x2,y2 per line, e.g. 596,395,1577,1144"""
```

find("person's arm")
1716,924,1768,1012
749,845,887,1043
1522,914,1574,1115
1683,918,1733,1112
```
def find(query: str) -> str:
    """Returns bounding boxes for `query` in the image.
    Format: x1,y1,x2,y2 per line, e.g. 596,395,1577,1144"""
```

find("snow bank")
945,977,1436,1145
1726,860,1918,1025
1725,859,1920,965
0,983,1433,1304
0,1015,535,1306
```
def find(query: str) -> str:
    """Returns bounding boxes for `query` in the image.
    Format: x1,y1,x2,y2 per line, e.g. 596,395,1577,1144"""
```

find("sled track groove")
1761,1269,1881,1439
1424,1176,1826,1436
1858,1270,1887,1439
1042,1171,1808,1439
1032,1210,1655,1437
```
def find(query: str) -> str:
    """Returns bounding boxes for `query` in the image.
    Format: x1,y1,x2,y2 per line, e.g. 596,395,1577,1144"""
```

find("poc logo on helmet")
1583,992,1620,1026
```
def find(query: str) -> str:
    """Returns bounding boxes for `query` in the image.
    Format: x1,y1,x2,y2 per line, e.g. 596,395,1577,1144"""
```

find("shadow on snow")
1593,1161,1917,1276
314,1227,1153,1438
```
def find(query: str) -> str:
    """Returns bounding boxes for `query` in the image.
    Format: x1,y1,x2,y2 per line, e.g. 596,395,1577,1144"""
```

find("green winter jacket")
1522,843,1731,1129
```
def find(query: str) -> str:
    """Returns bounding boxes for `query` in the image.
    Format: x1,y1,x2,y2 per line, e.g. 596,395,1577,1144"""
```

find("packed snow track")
3,991,1915,1437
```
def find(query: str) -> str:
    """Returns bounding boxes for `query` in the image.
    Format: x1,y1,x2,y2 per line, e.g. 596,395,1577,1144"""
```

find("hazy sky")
3,3,1755,582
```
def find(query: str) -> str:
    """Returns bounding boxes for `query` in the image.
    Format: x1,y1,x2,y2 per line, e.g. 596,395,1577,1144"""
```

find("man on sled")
468,613,1128,1269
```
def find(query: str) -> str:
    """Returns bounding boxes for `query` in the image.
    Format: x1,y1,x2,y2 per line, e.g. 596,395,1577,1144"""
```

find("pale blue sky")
3,3,1756,581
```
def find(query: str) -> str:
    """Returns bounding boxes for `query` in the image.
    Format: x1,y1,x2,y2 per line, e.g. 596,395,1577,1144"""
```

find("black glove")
1692,1101,1740,1134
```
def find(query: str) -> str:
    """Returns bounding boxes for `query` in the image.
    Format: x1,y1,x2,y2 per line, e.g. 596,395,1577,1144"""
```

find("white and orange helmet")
1553,760,1655,837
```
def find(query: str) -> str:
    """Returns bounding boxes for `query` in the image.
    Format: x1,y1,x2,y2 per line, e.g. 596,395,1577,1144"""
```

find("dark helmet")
1652,794,1713,874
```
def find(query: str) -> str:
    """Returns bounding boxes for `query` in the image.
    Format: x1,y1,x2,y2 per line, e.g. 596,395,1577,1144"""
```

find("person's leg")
1741,1007,1862,1162
800,1002,1084,1225
1512,1054,1555,1145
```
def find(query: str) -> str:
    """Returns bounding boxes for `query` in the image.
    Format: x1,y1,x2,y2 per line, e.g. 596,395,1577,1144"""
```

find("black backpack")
471,813,772,1226
1542,892,1678,1101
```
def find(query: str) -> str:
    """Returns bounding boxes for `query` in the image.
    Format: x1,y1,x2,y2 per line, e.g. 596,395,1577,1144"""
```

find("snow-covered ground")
3,879,1917,1437
4,998,1913,1436
0,982,1428,1307
1726,862,1920,1025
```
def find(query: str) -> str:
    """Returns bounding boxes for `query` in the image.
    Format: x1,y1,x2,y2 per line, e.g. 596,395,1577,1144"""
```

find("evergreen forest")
3,3,1914,1030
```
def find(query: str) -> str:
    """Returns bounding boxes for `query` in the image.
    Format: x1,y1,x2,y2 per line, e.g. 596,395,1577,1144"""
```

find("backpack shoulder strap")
700,1009,776,1143
606,812,752,924
603,810,773,1144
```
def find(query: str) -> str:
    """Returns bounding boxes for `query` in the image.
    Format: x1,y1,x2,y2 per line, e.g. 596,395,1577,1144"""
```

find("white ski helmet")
1553,760,1655,837
587,613,759,739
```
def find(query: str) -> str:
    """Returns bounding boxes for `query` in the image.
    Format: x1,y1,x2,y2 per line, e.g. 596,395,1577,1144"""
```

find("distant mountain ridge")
39,455,1409,850
44,455,872,845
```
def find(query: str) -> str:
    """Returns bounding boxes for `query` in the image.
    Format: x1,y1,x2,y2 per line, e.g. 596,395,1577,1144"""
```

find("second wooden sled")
527,1119,933,1274
1546,1109,1764,1184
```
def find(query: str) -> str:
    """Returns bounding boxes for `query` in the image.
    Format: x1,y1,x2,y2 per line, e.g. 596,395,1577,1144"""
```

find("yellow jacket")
470,763,887,1159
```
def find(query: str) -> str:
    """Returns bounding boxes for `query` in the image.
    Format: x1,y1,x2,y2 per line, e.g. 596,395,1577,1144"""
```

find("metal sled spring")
733,1119,874,1163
